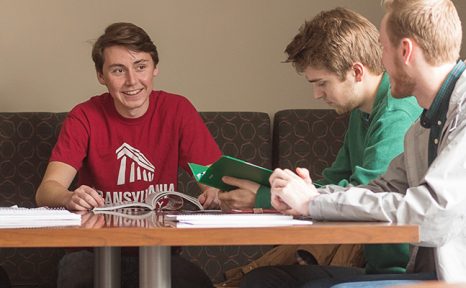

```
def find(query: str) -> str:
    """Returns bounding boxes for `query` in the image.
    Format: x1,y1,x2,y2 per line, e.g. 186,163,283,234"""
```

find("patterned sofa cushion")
273,109,349,178
179,112,274,283
178,111,272,197
0,112,67,288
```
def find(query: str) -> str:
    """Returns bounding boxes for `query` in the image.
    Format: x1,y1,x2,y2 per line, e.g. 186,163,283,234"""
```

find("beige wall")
1,0,466,114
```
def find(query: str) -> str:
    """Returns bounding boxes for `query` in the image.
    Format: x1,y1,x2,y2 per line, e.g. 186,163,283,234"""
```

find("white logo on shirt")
115,143,155,185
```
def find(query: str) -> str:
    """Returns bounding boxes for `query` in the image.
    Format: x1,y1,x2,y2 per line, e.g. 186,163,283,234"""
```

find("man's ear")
96,71,105,85
352,62,364,82
400,38,414,64
153,67,159,77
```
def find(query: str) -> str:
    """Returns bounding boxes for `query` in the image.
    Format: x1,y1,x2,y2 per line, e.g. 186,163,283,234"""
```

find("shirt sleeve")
255,185,272,208
315,131,352,187
311,117,466,248
49,108,90,170
318,109,417,187
177,99,222,175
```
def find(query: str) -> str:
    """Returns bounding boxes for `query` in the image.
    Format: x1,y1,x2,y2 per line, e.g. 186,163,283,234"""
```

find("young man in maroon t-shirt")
36,22,221,288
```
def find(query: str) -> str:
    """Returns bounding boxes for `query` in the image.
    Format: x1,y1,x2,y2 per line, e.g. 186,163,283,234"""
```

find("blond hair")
285,7,384,80
382,0,461,65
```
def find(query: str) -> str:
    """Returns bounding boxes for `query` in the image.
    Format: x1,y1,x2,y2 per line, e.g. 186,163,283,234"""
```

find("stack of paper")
166,213,313,228
0,206,81,228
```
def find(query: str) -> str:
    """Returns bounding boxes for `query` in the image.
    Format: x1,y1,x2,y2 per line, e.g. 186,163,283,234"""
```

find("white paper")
166,213,313,228
0,207,81,228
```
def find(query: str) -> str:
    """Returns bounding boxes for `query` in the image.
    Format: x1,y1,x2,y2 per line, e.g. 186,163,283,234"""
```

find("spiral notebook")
0,206,82,228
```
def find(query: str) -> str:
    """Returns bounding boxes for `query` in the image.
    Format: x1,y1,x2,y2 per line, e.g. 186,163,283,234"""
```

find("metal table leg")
140,246,171,288
94,247,121,288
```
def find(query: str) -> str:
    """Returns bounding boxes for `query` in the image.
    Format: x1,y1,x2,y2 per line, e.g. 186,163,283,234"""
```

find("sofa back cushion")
178,111,272,196
178,112,274,283
0,112,67,288
273,109,349,179
0,113,67,208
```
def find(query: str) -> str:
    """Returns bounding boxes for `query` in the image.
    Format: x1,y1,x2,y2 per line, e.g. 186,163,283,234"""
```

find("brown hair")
382,0,461,65
92,22,159,73
285,7,384,80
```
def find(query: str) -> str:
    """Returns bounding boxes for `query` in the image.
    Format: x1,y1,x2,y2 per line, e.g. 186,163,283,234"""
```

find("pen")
230,208,279,214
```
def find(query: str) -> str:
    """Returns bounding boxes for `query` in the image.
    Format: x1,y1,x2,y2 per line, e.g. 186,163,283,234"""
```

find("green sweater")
255,73,421,274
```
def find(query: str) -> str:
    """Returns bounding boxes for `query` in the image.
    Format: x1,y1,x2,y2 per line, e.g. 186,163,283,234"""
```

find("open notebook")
93,191,203,212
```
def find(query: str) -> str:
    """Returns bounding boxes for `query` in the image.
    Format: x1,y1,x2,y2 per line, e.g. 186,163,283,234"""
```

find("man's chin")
334,105,353,115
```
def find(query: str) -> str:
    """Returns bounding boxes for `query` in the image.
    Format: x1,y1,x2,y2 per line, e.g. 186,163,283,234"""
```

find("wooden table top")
0,211,419,248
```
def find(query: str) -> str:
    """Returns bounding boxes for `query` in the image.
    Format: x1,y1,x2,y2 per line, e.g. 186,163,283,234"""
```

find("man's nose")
313,88,324,100
125,69,137,85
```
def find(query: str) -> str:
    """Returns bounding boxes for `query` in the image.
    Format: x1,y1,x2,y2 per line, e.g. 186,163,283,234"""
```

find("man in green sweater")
199,8,422,288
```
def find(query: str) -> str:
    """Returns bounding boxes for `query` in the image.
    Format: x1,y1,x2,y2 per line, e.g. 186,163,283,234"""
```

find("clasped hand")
270,167,319,216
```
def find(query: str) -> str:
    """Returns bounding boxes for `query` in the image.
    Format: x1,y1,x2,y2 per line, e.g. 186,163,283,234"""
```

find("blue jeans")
299,271,436,288
240,265,365,288
331,280,422,288
240,263,435,288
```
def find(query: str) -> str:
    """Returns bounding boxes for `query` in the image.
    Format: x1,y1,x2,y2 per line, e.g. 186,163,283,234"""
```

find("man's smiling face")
97,45,158,118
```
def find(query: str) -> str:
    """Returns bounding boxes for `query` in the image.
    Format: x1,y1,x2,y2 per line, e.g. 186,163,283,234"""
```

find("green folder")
189,155,272,191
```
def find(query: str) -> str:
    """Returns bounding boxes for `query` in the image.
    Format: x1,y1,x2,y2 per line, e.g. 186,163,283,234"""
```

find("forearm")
312,154,408,222
36,180,72,207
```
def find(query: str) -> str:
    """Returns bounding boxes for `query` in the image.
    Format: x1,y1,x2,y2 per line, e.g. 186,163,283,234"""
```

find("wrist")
62,191,74,209
304,193,321,217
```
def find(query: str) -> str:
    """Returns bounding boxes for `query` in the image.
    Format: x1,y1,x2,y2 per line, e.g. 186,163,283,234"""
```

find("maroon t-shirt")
51,90,221,204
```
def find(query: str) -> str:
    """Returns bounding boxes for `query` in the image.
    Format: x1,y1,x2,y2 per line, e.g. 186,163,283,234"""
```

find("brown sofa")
0,110,348,287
